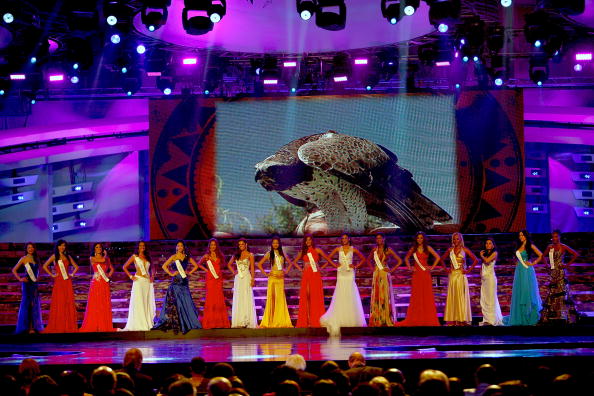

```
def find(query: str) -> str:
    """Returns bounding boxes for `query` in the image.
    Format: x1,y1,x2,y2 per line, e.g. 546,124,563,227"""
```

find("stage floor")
1,327,594,366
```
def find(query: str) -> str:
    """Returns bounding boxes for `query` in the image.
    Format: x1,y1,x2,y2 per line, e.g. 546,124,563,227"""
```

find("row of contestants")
11,229,579,334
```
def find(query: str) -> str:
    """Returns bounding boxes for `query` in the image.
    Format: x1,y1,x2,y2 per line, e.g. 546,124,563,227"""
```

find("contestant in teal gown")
505,230,543,326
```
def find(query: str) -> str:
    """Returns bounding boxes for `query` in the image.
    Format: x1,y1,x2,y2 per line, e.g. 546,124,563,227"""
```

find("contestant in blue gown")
12,243,44,334
505,230,543,326
153,241,202,334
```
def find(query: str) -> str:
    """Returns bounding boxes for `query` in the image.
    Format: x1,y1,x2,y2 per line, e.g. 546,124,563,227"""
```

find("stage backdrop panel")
149,91,525,239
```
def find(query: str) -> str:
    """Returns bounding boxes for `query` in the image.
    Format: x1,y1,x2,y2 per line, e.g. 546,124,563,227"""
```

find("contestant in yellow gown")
257,237,294,328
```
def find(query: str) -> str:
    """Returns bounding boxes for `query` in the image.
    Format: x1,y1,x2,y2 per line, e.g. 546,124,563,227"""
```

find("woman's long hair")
484,238,497,258
90,242,106,258
517,229,533,258
375,233,389,253
269,236,285,264
412,231,429,252
136,241,155,275
451,232,465,247
233,238,250,260
175,240,189,259
341,233,352,246
54,240,69,261
301,234,315,256
25,242,41,266
206,238,225,263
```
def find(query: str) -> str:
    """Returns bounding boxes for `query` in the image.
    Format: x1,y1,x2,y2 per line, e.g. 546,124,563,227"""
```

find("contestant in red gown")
80,243,116,332
197,239,230,329
396,232,441,327
42,239,79,333
293,235,332,328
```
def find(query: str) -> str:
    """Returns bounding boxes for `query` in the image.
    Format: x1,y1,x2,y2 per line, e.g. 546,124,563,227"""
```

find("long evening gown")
259,254,293,328
480,258,503,326
539,248,579,324
231,258,257,328
396,251,440,326
369,249,396,327
80,259,116,332
202,257,230,329
43,258,78,333
153,257,201,334
15,262,44,334
444,249,472,323
504,250,542,326
296,248,325,328
320,247,367,335
123,255,156,331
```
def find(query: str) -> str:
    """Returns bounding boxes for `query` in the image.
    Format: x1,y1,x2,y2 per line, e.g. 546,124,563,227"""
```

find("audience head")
275,380,301,396
369,376,390,396
207,377,232,396
270,365,299,391
348,352,366,368
499,380,530,396
115,372,135,394
476,364,497,385
352,382,380,396
313,379,338,396
230,376,245,389
228,388,250,396
160,374,185,396
383,368,405,385
552,374,578,395
326,369,350,396
29,375,59,396
285,354,307,371
58,370,87,396
91,366,117,395
416,369,449,396
448,377,464,396
19,358,41,384
190,356,207,375
169,379,196,396
0,375,19,396
211,362,235,379
389,382,406,396
483,385,503,396
319,360,340,378
122,348,143,371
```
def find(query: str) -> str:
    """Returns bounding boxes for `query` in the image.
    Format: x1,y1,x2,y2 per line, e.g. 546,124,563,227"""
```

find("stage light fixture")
501,0,512,7
70,76,80,84
157,76,175,95
297,0,317,21
182,57,198,65
524,10,565,57
539,0,585,15
529,55,549,85
403,0,420,16
2,12,14,24
209,0,227,23
575,53,592,61
111,34,121,44
121,69,142,95
182,0,214,35
438,23,448,33
316,0,346,31
48,74,64,82
381,0,402,25
574,64,582,72
331,53,351,82
30,57,37,64
427,0,460,30
104,1,130,28
141,0,171,31
136,44,146,54
494,77,503,86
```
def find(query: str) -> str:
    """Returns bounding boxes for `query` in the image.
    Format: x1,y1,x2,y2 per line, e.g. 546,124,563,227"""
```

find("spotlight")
473,56,479,62
182,57,198,65
574,64,582,72
283,61,298,67
365,85,372,91
106,15,118,26
111,34,121,44
403,0,420,16
141,0,171,32
291,87,297,93
182,1,214,35
70,76,80,84
209,0,227,23
2,12,14,24
575,53,592,61
30,57,37,64
534,40,542,48
316,0,346,31
381,0,402,25
438,23,449,33
297,1,317,21
48,74,65,82
428,0,461,30
136,44,146,54
529,55,549,85
73,63,79,70
157,76,175,94
501,0,512,7
104,1,130,28
121,67,128,74
462,56,469,62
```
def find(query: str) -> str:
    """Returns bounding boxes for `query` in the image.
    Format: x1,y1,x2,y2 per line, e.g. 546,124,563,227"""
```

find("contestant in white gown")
479,238,503,326
320,234,367,336
122,242,156,331
228,238,258,328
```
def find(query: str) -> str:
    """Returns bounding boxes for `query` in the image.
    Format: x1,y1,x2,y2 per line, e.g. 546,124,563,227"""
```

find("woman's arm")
464,247,479,274
323,247,340,269
317,248,334,270
250,253,256,287
387,248,403,273
69,256,79,277
256,252,270,276
530,245,543,266
42,255,56,278
404,249,413,271
227,255,236,276
563,244,579,267
352,247,367,269
195,255,209,272
106,256,115,278
188,257,200,275
122,255,136,280
161,256,175,277
290,252,303,272
439,248,450,272
283,253,295,274
12,257,26,282
483,251,498,265
428,246,441,271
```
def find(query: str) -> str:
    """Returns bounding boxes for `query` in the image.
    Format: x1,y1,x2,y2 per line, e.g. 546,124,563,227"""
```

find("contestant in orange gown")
197,239,230,329
80,243,116,332
42,240,79,333
294,235,332,328
396,232,441,327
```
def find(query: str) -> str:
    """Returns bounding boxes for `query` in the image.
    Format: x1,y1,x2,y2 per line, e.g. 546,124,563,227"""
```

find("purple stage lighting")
575,53,592,61
10,74,26,80
147,71,162,77
435,61,451,67
354,58,368,65
283,61,297,67
333,75,348,82
263,79,278,85
49,74,65,82
182,57,198,65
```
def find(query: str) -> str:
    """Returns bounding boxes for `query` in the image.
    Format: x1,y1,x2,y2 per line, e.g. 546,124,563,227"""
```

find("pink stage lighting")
49,74,65,82
263,79,278,85
575,53,592,61
333,75,348,82
283,61,297,67
147,71,162,77
9,74,26,80
182,58,198,65
354,58,368,65
435,61,451,67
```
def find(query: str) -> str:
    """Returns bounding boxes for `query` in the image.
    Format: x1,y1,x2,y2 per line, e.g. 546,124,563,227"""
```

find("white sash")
24,263,37,282
274,255,283,271
57,259,68,280
96,263,109,282
207,259,219,279
373,251,384,270
516,250,529,269
449,249,460,270
307,252,318,272
175,260,187,278
413,253,427,271
135,256,147,276
549,249,556,270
